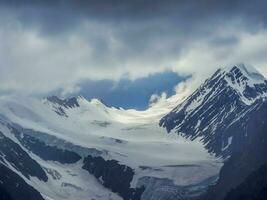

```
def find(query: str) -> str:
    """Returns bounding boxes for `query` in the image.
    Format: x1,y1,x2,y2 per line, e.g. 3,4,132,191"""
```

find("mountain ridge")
160,64,267,157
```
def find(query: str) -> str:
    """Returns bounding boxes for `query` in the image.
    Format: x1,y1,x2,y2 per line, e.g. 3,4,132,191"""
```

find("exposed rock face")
0,163,44,200
224,165,267,200
203,100,267,200
46,96,79,116
11,127,82,164
0,131,48,182
46,96,79,108
83,155,145,200
0,186,13,200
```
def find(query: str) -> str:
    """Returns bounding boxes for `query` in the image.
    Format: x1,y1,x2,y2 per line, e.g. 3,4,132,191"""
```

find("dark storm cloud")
0,0,265,65
0,0,267,95
0,0,265,56
2,0,267,35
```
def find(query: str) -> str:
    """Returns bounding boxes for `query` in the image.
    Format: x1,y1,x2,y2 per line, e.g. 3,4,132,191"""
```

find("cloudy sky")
1,0,267,109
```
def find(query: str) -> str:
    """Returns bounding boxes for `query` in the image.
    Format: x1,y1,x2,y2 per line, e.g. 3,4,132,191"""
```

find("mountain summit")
219,63,267,104
160,64,267,157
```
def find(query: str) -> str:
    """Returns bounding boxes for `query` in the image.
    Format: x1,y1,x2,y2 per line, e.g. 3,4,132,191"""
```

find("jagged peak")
46,95,79,108
198,64,267,105
160,64,267,157
172,64,267,114
46,95,112,110
223,63,258,73
220,63,266,84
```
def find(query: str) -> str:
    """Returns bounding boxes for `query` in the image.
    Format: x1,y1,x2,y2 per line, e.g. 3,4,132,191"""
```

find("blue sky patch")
57,71,188,110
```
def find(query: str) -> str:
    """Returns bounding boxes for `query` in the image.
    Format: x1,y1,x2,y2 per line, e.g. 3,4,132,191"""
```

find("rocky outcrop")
11,127,82,164
203,100,267,200
0,131,48,182
83,155,145,200
224,165,267,200
0,163,44,200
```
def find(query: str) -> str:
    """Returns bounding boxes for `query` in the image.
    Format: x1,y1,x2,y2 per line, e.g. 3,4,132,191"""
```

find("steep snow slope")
0,93,221,200
160,64,267,157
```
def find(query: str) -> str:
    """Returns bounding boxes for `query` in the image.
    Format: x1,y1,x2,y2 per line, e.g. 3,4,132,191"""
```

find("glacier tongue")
0,93,222,200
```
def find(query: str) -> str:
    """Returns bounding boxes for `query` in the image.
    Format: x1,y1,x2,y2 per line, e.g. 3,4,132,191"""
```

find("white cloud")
169,25,267,88
0,16,267,96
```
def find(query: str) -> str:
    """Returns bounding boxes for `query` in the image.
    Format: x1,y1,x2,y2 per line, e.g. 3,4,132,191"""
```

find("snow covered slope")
2,63,265,199
0,93,221,200
160,64,267,157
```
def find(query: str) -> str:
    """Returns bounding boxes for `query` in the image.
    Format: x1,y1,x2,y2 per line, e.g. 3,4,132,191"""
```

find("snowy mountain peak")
207,64,267,105
224,63,263,76
220,63,266,85
160,64,267,157
223,63,260,75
